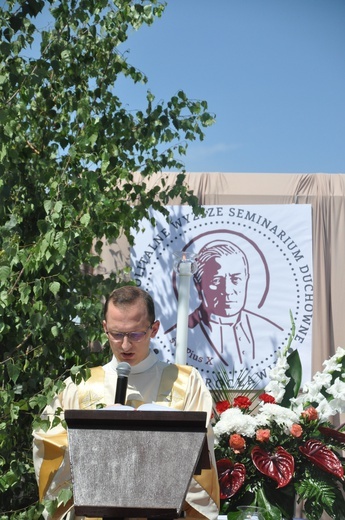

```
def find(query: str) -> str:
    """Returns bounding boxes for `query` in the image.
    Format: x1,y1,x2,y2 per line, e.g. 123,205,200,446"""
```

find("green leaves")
0,0,214,516
255,487,285,520
297,476,345,520
280,312,302,408
49,281,60,296
6,361,21,384
280,348,302,408
0,266,11,282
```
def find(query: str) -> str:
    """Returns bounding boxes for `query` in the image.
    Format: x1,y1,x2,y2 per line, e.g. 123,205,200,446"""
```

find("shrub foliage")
0,0,214,516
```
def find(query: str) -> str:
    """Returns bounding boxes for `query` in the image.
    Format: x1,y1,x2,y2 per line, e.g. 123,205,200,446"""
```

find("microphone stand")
103,362,131,520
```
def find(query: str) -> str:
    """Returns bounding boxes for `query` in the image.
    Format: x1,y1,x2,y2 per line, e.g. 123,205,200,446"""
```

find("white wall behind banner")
131,204,313,388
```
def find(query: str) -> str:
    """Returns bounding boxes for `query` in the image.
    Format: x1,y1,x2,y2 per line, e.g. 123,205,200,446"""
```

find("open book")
102,403,177,411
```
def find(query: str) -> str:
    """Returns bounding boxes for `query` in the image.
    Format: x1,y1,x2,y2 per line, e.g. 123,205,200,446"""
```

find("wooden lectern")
65,409,210,519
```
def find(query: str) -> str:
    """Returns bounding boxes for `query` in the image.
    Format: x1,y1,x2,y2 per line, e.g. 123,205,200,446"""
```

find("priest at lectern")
33,286,220,520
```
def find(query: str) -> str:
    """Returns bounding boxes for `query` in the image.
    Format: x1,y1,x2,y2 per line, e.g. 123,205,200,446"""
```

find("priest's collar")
109,350,159,375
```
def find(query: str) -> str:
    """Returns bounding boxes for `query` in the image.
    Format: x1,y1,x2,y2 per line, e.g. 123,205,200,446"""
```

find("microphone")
114,362,131,405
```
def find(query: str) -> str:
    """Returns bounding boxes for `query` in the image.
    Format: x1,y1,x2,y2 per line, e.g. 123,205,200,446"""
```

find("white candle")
175,260,192,365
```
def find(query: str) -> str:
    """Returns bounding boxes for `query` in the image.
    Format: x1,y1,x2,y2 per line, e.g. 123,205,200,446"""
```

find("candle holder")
173,251,198,365
173,251,198,275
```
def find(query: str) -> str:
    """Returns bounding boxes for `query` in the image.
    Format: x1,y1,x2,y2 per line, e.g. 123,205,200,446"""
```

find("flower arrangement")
211,342,345,520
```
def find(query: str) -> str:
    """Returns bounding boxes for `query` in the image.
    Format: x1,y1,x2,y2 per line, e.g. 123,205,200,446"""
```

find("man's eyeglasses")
105,324,153,343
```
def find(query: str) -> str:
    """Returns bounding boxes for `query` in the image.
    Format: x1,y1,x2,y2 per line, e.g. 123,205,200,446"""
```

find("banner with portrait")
131,204,313,388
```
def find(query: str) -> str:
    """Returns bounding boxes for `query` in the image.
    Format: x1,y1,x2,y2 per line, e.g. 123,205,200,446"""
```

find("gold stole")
77,365,106,409
39,433,68,501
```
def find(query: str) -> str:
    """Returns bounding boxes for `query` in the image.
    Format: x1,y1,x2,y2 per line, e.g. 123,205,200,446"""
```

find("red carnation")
233,395,252,409
215,400,231,415
259,393,276,404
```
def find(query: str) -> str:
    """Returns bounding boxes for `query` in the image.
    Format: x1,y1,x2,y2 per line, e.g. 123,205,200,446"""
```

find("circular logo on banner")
131,205,313,388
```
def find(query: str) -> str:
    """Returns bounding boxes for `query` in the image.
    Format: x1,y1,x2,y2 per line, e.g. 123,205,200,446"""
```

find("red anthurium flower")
299,439,344,479
233,395,252,409
318,426,345,444
251,446,294,488
215,400,231,415
216,458,246,499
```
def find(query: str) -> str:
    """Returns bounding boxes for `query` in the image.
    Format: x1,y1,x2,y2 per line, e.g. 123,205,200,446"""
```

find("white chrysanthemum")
256,403,299,429
213,408,258,441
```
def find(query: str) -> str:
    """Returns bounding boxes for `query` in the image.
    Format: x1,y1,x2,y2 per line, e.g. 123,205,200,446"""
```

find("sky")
114,0,345,174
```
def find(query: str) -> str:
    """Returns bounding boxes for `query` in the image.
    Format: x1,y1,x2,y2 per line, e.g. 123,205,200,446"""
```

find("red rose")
259,393,276,404
290,423,303,438
229,433,246,453
233,395,252,409
215,400,231,415
301,406,318,422
256,428,271,442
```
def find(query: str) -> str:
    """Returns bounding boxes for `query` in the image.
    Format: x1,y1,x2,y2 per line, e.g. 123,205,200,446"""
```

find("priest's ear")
102,320,107,334
150,320,160,337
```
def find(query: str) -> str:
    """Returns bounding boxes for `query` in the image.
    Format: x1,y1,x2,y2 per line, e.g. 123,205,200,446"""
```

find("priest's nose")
121,336,132,351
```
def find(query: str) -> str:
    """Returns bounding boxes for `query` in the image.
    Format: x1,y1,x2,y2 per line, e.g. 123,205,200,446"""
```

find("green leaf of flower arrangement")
297,477,345,520
279,311,302,408
280,351,302,408
256,487,285,520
